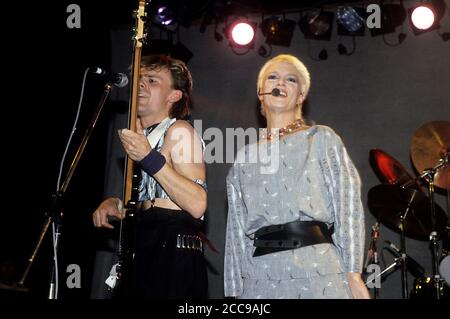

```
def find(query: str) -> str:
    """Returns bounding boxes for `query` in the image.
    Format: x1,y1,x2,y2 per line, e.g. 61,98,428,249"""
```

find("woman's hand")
348,272,371,299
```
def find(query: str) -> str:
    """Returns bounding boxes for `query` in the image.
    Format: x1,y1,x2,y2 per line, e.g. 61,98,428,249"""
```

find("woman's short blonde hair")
256,54,311,99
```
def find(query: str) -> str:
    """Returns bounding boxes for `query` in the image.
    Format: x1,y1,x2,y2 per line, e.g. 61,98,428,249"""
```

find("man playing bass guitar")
93,55,208,298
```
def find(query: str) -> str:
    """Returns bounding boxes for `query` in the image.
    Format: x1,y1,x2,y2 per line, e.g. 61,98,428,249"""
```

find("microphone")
92,67,129,88
385,240,425,277
258,88,284,97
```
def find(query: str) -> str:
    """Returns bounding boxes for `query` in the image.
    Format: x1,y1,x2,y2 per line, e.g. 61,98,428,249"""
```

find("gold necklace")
260,119,306,140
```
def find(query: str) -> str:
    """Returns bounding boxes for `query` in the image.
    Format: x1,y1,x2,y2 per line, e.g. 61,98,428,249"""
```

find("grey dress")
224,125,365,299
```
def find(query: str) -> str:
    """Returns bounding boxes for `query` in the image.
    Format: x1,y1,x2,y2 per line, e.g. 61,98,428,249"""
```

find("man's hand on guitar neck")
118,119,152,162
92,197,126,229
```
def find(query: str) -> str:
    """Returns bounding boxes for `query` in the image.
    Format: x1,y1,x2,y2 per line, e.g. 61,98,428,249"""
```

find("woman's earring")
295,104,303,121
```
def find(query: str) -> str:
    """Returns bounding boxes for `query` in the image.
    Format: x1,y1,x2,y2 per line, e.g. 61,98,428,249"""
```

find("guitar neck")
123,0,146,208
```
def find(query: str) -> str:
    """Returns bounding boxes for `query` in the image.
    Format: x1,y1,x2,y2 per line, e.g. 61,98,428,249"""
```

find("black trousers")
131,207,208,298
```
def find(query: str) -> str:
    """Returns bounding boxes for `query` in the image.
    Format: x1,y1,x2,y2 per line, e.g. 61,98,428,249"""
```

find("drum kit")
367,121,450,299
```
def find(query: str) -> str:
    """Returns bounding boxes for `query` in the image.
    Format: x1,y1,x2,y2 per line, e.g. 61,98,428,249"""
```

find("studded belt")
176,234,203,251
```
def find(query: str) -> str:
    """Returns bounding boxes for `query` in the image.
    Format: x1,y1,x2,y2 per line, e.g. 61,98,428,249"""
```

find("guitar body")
112,0,147,297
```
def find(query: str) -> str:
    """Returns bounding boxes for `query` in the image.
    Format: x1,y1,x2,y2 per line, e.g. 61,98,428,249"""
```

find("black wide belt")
253,220,334,257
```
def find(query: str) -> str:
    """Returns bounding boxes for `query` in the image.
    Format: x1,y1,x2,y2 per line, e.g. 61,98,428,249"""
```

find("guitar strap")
146,117,176,147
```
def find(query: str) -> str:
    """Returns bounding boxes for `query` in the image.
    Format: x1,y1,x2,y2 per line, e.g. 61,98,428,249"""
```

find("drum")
440,255,450,284
440,225,450,283
410,276,449,299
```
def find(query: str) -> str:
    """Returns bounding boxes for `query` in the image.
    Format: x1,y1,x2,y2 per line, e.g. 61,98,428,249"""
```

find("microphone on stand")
258,88,284,97
385,240,425,278
91,67,129,88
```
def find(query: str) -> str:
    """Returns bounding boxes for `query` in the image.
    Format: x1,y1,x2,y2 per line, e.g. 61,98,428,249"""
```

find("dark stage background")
1,0,449,300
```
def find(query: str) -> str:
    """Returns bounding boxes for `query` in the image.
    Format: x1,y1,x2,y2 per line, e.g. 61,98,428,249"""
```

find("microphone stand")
364,223,379,298
18,83,113,298
370,192,415,298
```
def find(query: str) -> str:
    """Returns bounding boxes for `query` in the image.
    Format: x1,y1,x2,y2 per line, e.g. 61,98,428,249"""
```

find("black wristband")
139,149,166,175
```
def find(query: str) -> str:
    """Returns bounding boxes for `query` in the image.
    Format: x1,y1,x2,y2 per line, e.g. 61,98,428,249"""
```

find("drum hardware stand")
366,255,404,288
399,197,414,299
419,155,448,300
364,204,414,298
18,83,113,298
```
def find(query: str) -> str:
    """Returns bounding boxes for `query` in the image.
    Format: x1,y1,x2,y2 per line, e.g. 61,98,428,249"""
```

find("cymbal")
369,148,418,188
368,184,448,241
411,121,450,190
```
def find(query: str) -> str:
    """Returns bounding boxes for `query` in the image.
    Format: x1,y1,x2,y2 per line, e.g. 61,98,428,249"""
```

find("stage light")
260,16,296,47
231,22,255,46
148,0,210,28
337,6,366,36
408,0,446,35
225,19,257,49
156,6,174,25
411,5,435,29
299,10,334,40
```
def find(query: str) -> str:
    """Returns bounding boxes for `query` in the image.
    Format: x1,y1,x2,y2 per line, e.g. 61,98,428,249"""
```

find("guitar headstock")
132,0,148,47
